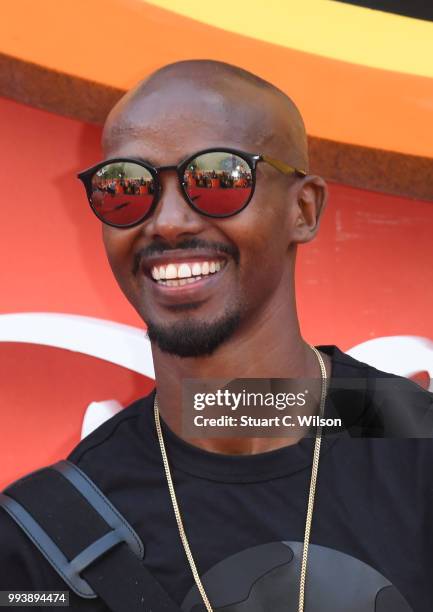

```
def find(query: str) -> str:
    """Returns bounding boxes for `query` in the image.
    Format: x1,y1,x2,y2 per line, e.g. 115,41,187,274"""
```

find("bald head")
103,60,308,171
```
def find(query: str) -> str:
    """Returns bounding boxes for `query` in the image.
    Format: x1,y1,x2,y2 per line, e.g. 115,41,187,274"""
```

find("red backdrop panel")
0,343,154,488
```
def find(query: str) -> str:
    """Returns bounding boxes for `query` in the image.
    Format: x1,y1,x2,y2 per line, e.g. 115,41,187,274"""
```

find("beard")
145,306,242,357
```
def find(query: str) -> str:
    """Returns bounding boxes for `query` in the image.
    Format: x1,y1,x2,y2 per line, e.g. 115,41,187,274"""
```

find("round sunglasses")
77,147,306,228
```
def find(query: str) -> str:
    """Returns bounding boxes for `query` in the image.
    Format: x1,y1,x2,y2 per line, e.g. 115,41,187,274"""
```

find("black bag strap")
0,460,182,612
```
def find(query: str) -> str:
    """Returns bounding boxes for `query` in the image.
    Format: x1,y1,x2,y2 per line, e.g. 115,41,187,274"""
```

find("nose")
145,170,205,244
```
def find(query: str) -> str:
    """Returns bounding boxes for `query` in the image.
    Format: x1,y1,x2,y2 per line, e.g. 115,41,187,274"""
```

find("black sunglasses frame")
77,147,307,229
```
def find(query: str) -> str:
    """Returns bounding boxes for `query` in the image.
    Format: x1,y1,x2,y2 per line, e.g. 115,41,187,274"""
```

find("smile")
150,259,227,287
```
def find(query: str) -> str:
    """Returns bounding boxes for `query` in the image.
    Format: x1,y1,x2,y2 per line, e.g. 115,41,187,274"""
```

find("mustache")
133,237,240,275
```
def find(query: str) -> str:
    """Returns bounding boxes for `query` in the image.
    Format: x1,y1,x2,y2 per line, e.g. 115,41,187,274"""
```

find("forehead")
102,78,287,163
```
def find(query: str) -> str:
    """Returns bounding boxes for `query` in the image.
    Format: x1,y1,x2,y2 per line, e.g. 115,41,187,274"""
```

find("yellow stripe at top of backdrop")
145,0,433,79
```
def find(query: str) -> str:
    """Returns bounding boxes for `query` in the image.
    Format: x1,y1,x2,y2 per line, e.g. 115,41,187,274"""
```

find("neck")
151,293,330,455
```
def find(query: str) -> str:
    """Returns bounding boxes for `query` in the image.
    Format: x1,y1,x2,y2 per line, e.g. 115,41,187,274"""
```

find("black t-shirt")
1,346,433,611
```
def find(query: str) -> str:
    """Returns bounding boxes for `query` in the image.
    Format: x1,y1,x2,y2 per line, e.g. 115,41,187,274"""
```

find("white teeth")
178,263,192,278
192,262,201,276
165,264,177,279
150,259,226,282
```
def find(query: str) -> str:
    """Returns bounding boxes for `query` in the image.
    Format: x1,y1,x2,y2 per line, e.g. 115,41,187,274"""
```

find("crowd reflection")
92,177,154,197
185,168,252,189
91,167,252,198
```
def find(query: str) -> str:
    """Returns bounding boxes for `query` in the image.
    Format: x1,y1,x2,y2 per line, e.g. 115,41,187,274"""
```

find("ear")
292,176,328,244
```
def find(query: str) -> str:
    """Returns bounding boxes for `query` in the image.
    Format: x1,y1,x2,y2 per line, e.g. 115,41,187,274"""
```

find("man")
1,60,432,611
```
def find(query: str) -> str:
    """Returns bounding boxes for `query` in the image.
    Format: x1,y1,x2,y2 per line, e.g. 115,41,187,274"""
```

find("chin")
146,309,242,358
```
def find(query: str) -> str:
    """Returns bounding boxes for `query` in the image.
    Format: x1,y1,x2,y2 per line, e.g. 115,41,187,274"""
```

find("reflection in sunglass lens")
183,152,253,216
90,162,155,226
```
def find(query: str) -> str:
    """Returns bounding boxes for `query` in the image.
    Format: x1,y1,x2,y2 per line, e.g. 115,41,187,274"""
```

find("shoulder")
322,345,433,437
0,503,64,589
68,389,155,466
324,344,432,400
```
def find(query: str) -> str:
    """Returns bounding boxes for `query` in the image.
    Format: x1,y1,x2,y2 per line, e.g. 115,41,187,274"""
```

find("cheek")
102,226,138,288
234,184,293,263
220,188,292,295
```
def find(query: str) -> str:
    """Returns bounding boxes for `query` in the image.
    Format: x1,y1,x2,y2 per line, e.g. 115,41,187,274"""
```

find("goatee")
146,309,241,357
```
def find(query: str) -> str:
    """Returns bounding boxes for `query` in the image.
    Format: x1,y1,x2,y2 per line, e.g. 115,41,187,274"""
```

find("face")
101,78,311,358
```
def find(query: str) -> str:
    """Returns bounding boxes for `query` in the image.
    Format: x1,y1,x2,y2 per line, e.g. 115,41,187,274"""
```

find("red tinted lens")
90,162,155,226
184,152,253,216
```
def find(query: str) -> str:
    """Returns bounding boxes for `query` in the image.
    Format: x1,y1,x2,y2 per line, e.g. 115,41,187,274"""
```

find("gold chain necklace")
154,345,327,612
